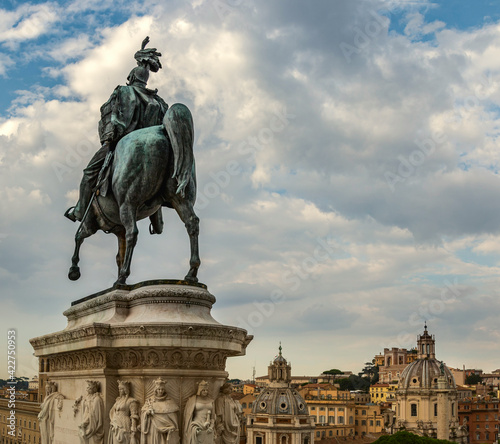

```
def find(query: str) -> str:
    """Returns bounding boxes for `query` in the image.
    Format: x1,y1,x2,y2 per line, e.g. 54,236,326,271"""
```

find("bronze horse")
68,103,200,285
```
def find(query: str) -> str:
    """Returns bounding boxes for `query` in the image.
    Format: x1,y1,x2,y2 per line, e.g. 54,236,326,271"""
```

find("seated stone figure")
65,36,168,223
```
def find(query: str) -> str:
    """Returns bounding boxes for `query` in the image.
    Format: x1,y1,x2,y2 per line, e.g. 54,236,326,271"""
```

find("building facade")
458,396,499,444
0,398,41,444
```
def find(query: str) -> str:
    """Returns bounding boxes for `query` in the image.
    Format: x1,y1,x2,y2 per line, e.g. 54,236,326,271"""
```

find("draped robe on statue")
184,395,215,444
109,395,140,444
140,394,179,444
79,392,104,444
214,394,241,444
38,391,63,444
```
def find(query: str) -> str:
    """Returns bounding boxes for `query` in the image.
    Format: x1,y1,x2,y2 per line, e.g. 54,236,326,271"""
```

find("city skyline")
1,0,500,380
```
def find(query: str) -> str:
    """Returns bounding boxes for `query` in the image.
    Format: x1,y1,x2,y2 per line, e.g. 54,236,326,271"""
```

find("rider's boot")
64,178,94,222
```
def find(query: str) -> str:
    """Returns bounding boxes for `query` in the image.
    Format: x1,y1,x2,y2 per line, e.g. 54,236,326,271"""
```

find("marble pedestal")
30,280,252,444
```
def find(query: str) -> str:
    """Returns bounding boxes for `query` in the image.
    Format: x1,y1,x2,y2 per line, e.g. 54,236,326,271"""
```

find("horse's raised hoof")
184,274,198,283
68,266,81,281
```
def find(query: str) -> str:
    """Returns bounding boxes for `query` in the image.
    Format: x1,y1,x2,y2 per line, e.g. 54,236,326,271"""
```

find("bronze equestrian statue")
64,37,200,285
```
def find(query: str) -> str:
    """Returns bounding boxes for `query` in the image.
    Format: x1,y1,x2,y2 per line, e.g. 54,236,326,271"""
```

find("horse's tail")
163,103,195,198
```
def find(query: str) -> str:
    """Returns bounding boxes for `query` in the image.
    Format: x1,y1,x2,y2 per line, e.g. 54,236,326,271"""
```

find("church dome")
252,386,309,416
398,358,456,390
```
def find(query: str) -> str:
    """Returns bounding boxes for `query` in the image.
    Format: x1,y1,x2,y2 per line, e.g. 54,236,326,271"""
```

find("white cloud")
0,2,60,44
1,0,500,380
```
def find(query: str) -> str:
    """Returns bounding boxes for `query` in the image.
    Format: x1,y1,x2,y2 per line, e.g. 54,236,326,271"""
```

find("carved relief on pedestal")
109,380,140,444
78,380,104,444
38,381,64,444
141,377,180,444
44,348,228,372
184,381,216,444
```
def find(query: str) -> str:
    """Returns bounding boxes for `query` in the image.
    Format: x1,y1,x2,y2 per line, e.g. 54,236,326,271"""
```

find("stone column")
30,280,252,444
436,376,450,441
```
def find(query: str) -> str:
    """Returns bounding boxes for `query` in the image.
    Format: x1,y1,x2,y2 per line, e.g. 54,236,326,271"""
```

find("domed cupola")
399,358,456,391
398,323,456,391
247,344,315,444
252,344,308,416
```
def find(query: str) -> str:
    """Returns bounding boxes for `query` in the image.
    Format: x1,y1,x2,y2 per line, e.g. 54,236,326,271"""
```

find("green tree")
323,369,343,375
373,431,454,443
465,373,482,385
359,361,380,384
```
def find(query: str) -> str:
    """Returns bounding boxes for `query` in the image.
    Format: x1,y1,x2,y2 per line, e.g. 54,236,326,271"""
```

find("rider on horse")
65,37,168,223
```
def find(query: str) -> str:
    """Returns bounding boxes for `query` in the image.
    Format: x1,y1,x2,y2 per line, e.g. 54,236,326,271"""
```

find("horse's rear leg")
69,221,98,281
115,231,126,271
115,205,138,286
173,199,200,282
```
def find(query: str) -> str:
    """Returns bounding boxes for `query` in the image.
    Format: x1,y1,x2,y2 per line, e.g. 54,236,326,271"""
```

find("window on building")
355,420,358,426
376,421,381,427
320,407,325,411
329,417,335,424
485,424,489,429
485,414,489,421
349,416,353,425
338,417,344,424
249,403,253,408
434,404,438,416
255,437,262,444
486,433,490,440
319,416,326,424
362,410,366,415
411,404,417,417
316,432,320,437
370,420,373,426
476,415,480,421
476,425,480,429
311,407,316,411
362,420,366,426
328,408,334,411
242,403,247,409
476,432,481,440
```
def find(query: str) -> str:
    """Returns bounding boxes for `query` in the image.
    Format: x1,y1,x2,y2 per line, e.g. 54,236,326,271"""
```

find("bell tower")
268,343,292,386
417,322,436,359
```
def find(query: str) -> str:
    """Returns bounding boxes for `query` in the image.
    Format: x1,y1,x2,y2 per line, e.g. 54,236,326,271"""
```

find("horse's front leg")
69,221,98,280
173,199,200,282
115,205,139,286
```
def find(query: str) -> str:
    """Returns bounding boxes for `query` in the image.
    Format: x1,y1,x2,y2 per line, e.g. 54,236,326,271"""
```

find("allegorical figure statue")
79,380,104,444
65,36,168,224
38,381,64,444
141,378,179,444
214,383,242,444
184,381,215,444
109,380,140,444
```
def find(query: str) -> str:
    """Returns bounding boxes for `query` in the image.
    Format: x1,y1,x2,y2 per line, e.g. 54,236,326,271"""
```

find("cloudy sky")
1,0,500,381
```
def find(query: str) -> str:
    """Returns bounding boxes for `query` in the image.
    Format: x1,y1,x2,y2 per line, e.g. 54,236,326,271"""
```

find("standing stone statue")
184,381,215,444
79,380,104,444
108,380,140,444
38,381,64,444
214,383,242,444
141,378,180,444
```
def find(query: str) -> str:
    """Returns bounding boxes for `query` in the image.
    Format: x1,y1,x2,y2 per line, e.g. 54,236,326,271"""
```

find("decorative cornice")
30,323,251,351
